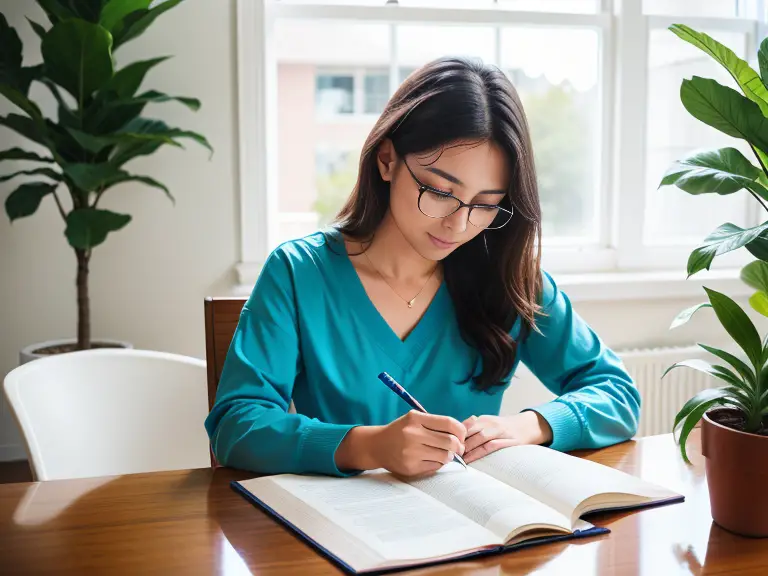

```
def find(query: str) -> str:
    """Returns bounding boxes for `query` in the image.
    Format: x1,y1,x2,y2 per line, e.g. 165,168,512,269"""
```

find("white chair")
3,348,212,481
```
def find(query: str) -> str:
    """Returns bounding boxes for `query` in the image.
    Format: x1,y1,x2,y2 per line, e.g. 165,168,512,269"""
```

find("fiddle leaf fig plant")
659,24,768,461
0,0,211,351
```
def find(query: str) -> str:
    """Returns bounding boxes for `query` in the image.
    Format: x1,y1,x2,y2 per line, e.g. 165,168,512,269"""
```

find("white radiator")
619,345,718,437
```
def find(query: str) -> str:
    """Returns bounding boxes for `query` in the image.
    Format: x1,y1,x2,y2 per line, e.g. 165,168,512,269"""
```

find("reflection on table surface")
2,429,766,575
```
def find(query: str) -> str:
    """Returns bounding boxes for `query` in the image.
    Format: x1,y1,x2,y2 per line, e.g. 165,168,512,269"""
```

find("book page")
470,445,680,524
405,462,574,542
249,471,503,564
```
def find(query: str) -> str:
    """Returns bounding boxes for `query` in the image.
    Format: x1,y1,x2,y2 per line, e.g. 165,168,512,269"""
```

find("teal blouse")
204,228,640,476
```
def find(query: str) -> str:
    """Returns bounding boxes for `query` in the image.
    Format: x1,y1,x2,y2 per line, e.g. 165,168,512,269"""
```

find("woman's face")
378,139,510,260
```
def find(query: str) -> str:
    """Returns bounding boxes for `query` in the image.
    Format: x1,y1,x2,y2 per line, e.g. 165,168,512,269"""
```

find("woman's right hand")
336,411,466,477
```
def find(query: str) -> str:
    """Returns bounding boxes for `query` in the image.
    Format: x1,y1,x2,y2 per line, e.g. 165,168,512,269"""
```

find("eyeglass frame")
401,157,514,230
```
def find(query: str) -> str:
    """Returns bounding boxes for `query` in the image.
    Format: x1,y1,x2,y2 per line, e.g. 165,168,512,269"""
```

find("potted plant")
0,0,211,363
660,25,768,537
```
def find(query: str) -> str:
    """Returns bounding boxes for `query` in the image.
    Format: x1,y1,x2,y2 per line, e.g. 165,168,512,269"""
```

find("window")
237,0,768,285
315,74,354,115
644,28,753,246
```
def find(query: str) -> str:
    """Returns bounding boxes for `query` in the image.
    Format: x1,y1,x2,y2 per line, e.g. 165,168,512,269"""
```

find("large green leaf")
669,24,768,117
116,118,212,155
0,114,47,146
0,86,45,123
35,0,75,24
100,56,170,99
27,18,47,41
86,90,201,134
680,77,768,155
64,127,115,154
131,90,201,111
39,79,79,129
704,286,763,368
4,182,56,221
0,14,22,85
662,358,742,388
41,19,114,103
673,387,732,431
670,302,712,329
741,260,768,293
698,343,757,390
109,138,163,167
659,147,767,199
687,222,768,276
65,208,131,249
61,163,123,192
100,0,153,32
0,167,60,183
749,291,768,317
0,148,52,163
746,231,768,261
112,0,184,49
70,0,104,23
760,37,768,88
677,398,730,464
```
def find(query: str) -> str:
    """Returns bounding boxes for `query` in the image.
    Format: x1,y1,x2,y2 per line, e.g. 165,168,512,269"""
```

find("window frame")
234,0,766,297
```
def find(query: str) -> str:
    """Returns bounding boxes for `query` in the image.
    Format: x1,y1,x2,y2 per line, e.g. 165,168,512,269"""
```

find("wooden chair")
203,297,247,411
203,296,247,466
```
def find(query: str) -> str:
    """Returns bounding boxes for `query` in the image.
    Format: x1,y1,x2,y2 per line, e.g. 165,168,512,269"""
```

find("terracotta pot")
701,410,768,537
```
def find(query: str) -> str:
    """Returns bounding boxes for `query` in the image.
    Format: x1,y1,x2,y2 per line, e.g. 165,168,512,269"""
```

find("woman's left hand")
461,411,554,464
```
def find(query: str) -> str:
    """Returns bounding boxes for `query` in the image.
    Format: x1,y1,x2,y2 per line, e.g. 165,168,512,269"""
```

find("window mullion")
389,23,398,96
614,0,649,269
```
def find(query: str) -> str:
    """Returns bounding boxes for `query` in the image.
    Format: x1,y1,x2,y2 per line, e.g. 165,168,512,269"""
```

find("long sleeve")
204,249,358,476
519,271,641,452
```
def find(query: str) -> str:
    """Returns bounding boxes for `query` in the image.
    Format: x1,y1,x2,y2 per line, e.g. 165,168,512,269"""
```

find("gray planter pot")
19,339,133,365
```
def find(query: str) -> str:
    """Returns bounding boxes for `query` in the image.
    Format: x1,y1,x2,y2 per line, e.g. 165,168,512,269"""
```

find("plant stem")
746,187,768,213
52,189,67,220
749,144,768,213
75,248,91,350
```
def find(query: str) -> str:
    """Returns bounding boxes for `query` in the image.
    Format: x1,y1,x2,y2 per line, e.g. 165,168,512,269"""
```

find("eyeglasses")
402,158,514,230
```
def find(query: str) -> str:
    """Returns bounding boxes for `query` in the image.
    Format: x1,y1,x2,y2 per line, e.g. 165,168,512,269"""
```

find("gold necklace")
363,250,437,308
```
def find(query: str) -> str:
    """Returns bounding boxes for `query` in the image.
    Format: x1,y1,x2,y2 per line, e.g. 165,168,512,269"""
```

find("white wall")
0,0,763,460
0,0,239,459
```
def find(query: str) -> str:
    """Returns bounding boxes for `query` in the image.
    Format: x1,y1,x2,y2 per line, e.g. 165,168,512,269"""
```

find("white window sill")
554,268,750,302
233,262,750,302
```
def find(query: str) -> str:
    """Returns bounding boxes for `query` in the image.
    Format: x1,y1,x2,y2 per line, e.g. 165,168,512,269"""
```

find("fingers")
463,425,503,454
418,426,465,455
411,411,466,443
463,438,519,464
416,411,467,443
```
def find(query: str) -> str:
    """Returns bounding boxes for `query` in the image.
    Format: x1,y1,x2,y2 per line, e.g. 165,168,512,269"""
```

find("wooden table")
1,429,766,575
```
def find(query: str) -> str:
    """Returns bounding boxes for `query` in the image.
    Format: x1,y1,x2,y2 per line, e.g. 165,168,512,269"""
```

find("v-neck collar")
324,227,451,369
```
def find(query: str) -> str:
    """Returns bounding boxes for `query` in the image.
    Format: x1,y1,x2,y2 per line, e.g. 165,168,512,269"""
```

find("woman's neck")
363,212,438,282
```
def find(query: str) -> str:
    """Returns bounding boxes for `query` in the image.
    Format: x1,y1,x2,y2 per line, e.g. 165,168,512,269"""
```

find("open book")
233,444,683,574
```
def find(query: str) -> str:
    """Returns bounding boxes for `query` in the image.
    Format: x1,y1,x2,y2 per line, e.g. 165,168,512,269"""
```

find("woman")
205,57,639,478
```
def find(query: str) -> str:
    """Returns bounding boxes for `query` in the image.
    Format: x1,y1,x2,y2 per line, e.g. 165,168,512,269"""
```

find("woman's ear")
376,138,398,182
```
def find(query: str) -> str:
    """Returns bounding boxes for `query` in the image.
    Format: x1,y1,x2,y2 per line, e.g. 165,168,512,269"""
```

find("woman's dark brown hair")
335,56,543,393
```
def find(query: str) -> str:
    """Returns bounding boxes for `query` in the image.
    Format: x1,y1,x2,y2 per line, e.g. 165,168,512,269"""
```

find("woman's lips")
428,233,458,249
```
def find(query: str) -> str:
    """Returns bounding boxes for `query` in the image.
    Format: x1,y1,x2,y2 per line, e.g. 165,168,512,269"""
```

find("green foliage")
664,27,768,461
0,0,210,349
667,289,767,463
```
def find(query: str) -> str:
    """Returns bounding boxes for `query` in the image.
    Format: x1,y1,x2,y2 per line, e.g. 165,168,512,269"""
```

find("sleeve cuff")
525,400,584,452
299,422,361,477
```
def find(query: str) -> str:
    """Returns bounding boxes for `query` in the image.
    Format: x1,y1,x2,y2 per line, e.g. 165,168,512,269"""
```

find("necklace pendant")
408,299,415,308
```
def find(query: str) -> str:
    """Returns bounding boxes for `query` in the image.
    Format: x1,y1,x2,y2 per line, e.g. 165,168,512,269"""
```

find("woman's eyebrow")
425,167,506,195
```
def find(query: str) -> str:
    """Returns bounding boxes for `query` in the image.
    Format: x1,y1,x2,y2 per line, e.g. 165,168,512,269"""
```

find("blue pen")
378,372,468,469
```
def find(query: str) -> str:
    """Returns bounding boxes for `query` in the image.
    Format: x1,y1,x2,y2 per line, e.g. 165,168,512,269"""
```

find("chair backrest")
2,348,211,481
203,297,247,410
